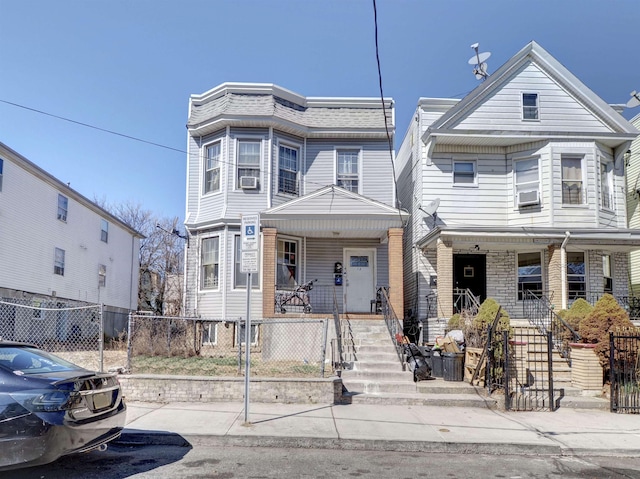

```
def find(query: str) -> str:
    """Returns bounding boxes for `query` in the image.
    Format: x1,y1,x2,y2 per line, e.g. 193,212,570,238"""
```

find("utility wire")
0,99,187,154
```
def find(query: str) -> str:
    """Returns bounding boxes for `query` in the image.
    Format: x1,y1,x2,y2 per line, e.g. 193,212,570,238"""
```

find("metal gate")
610,330,640,413
503,328,556,411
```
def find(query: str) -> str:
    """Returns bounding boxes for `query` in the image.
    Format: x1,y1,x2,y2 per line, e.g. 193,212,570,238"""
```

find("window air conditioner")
518,189,539,207
239,176,258,189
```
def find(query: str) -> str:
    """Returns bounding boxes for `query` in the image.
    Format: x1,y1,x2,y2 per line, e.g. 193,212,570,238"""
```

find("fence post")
503,330,510,410
320,319,328,378
126,312,133,373
547,331,555,411
99,304,104,372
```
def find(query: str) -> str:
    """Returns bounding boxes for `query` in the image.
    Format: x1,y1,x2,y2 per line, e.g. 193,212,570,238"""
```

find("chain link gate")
610,329,640,413
126,314,329,378
0,299,104,371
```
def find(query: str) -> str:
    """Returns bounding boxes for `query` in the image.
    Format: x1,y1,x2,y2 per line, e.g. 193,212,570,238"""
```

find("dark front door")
454,254,486,306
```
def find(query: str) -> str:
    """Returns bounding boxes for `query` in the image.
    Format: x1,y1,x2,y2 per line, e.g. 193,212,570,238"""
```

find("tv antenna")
419,198,440,220
468,43,491,81
627,90,640,109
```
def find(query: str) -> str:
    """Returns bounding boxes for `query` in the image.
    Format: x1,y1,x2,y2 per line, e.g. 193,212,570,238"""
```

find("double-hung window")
204,142,221,194
54,248,65,276
0,158,4,191
201,237,219,289
567,252,586,299
517,252,542,300
98,264,107,287
562,157,583,205
603,254,613,292
101,219,109,243
522,93,539,120
600,160,613,209
278,145,299,195
234,236,259,289
336,150,359,192
453,160,476,185
57,194,68,222
514,158,540,207
202,322,217,345
236,321,258,346
237,140,261,188
277,239,298,288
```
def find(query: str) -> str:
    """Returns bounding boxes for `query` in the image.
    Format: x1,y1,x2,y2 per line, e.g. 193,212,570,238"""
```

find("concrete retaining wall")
118,374,343,404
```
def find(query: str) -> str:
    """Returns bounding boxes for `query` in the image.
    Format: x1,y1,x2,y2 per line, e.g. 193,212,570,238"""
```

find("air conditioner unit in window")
239,176,258,189
518,190,539,207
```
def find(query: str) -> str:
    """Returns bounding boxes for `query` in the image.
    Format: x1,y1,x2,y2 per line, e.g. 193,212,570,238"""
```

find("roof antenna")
469,43,491,81
627,90,640,109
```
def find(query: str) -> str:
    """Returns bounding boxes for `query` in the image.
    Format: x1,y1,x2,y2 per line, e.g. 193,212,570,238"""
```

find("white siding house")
396,42,640,340
0,142,142,335
628,113,640,295
183,83,408,324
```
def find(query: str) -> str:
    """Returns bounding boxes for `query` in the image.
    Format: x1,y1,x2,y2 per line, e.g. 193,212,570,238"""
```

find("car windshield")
0,347,81,375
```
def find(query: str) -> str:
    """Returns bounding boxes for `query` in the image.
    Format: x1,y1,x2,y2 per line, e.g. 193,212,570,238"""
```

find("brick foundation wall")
119,375,343,404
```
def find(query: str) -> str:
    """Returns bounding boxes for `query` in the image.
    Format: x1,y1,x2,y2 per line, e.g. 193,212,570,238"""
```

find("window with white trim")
237,140,261,188
567,252,586,299
522,93,539,120
236,321,258,346
600,159,613,209
514,158,540,207
54,248,65,276
453,160,476,185
277,239,298,288
234,236,259,289
201,237,219,289
204,142,221,194
517,252,542,300
101,219,109,243
278,144,299,195
57,194,68,222
562,157,583,205
202,322,217,345
98,264,106,287
336,150,359,192
603,254,613,292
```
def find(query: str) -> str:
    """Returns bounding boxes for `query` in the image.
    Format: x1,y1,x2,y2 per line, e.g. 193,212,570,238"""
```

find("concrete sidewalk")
119,401,640,457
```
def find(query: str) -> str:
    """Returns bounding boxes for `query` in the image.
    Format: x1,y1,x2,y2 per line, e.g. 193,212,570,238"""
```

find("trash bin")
431,350,443,378
443,352,464,381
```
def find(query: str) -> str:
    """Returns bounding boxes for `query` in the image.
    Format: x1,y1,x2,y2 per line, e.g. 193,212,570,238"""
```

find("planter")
569,343,604,394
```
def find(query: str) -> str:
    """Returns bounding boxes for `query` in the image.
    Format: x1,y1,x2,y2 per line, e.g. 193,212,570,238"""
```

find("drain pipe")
560,231,571,310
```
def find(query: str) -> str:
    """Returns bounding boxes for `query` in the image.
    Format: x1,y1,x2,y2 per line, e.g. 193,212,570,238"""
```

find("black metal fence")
610,329,640,414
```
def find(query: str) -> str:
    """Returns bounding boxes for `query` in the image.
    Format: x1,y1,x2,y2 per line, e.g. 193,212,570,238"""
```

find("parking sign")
241,214,259,273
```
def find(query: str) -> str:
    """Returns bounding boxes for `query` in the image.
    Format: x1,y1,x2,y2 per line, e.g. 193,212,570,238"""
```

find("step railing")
454,288,481,316
379,286,406,369
330,284,355,373
522,290,580,365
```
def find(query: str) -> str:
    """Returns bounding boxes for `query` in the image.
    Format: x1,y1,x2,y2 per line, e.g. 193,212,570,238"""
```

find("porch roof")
261,185,408,239
417,226,640,253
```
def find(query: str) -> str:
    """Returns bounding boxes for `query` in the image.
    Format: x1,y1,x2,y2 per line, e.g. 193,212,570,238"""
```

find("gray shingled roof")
188,93,388,130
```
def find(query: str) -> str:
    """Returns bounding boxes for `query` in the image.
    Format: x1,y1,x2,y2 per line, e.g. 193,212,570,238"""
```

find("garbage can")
431,350,443,378
443,352,464,381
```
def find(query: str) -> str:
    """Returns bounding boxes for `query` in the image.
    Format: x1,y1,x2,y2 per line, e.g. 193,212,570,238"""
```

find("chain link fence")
126,314,330,378
0,299,106,371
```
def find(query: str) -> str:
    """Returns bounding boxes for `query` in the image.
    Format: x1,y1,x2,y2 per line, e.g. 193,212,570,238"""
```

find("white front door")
344,248,376,313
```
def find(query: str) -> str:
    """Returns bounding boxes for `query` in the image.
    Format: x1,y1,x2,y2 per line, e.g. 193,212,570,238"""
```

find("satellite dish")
419,197,440,216
468,43,490,81
627,90,640,109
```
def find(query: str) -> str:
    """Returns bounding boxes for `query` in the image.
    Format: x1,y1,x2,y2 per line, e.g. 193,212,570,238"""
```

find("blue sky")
1,0,639,223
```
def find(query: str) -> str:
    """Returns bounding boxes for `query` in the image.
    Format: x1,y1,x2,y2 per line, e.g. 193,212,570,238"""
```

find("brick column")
262,228,277,318
387,228,404,319
547,244,563,310
436,238,453,318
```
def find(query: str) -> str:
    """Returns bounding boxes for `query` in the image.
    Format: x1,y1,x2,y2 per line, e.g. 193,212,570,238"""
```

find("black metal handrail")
454,288,481,316
379,286,406,368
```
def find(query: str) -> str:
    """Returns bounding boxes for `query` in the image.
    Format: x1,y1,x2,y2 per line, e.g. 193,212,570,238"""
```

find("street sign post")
240,213,259,423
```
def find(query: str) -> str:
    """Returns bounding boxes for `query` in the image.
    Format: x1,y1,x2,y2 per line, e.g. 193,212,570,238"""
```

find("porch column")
262,228,277,317
547,244,564,310
387,228,404,319
436,238,453,318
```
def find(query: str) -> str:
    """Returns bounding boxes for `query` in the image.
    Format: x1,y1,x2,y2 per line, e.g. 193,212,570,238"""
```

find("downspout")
560,231,571,310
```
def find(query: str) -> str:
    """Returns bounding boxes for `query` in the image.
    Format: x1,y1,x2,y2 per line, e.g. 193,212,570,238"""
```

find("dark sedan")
0,341,126,471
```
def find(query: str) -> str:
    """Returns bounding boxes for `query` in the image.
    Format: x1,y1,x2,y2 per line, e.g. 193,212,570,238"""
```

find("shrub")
565,298,593,335
579,294,634,370
447,314,462,332
466,298,510,349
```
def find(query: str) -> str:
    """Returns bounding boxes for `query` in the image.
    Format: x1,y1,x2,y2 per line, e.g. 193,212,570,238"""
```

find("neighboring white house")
183,83,408,326
628,113,640,295
0,142,142,337
395,41,640,340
